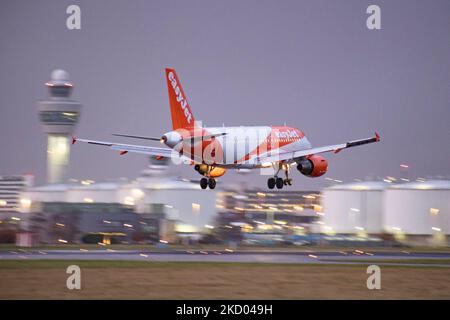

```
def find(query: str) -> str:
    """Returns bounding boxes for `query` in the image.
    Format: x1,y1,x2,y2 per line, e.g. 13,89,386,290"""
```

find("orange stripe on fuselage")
237,126,304,164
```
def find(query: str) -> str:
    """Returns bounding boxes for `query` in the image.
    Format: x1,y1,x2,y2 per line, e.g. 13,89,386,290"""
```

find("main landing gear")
267,163,292,190
200,177,216,190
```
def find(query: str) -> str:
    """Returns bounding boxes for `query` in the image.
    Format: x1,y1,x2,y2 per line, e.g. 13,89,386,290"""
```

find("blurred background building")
322,181,387,235
384,180,450,246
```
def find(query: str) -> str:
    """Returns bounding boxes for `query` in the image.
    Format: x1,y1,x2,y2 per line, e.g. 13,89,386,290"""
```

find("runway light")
400,164,409,169
0,200,7,206
354,226,364,231
350,208,360,212
293,206,303,211
123,223,133,228
55,223,65,227
159,239,168,244
83,197,93,203
256,192,266,197
11,217,21,221
192,203,201,210
205,224,215,229
432,227,441,232
58,239,68,244
308,254,318,259
139,253,148,258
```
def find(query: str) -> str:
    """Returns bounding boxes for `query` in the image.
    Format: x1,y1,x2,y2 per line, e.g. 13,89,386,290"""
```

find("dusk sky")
1,0,449,190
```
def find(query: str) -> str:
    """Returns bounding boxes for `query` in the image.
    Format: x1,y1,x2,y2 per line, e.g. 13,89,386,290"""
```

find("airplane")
73,68,380,190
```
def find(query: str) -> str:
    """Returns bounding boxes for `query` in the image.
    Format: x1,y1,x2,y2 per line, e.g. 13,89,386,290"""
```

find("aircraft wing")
72,137,190,162
257,132,380,164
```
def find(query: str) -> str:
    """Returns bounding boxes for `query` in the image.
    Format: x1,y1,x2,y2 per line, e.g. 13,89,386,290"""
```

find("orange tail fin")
165,68,195,130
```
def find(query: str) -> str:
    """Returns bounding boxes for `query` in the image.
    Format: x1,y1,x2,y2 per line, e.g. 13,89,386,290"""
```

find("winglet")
71,136,77,145
375,132,381,142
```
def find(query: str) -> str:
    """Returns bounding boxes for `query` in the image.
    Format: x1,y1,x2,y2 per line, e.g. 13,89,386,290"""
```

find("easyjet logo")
168,72,192,124
275,130,299,139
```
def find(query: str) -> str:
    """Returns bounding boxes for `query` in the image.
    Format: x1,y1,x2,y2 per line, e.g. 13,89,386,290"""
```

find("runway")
1,249,450,267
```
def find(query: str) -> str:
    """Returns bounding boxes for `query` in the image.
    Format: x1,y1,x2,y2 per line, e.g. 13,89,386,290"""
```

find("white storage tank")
322,181,388,234
383,180,450,240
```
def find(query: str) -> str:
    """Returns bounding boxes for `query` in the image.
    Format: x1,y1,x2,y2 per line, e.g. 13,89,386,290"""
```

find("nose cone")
162,131,182,148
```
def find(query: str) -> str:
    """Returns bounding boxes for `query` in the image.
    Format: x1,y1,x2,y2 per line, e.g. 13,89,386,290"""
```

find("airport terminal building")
15,162,218,244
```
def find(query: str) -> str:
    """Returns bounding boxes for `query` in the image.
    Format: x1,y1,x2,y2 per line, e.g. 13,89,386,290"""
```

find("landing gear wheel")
208,178,216,189
284,178,292,186
267,178,275,189
276,177,284,189
200,178,208,189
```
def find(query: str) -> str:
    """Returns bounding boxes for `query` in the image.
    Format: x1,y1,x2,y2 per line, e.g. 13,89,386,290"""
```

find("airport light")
20,198,31,209
430,208,440,215
123,196,135,206
0,200,6,206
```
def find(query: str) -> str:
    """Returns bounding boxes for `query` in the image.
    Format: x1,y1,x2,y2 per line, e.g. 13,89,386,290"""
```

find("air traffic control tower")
38,70,81,184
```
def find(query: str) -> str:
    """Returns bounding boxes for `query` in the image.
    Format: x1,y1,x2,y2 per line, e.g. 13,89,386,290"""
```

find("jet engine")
161,131,182,148
194,164,227,178
296,155,328,177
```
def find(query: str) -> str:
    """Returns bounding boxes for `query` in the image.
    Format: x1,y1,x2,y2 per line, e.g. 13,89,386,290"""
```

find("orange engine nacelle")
296,155,328,177
194,164,227,178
